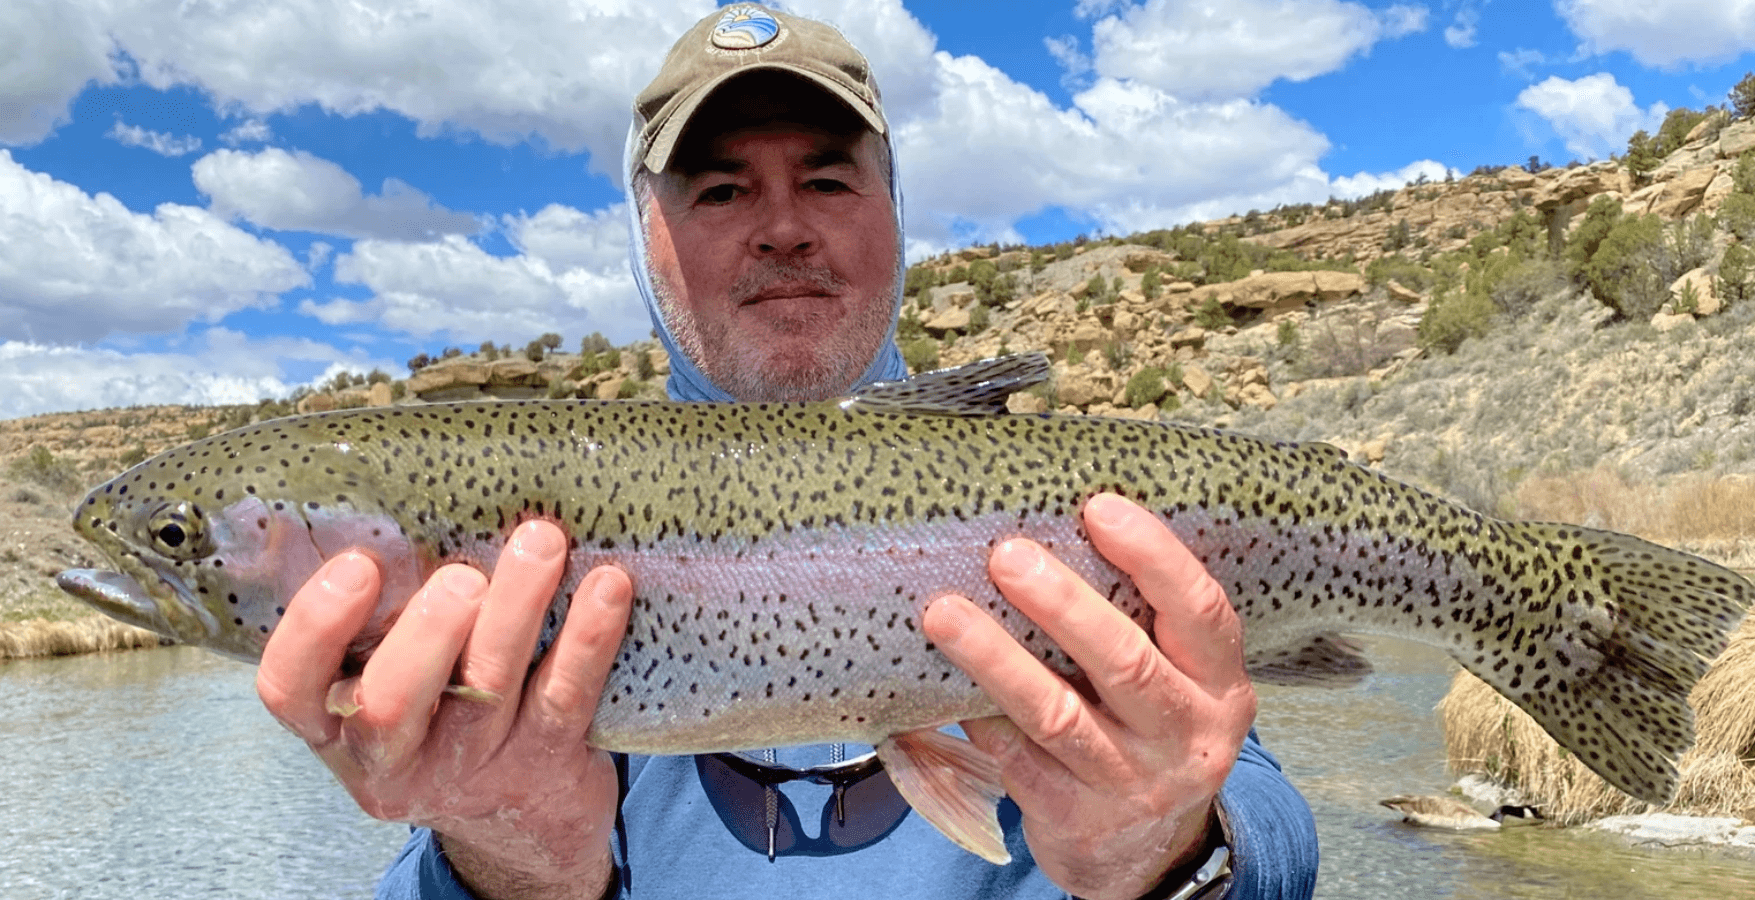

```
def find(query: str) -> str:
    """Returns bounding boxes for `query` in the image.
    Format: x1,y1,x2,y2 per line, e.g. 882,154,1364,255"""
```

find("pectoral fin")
875,729,1010,864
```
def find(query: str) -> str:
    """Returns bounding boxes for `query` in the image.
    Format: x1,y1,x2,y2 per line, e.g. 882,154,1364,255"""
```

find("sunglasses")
694,751,914,861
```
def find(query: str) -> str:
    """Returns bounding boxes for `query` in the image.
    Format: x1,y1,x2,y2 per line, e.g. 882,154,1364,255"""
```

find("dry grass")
1439,615,1755,825
1510,466,1755,542
0,617,167,659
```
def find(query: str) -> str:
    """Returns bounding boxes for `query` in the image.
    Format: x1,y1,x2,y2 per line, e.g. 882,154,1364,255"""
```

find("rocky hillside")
8,113,1755,625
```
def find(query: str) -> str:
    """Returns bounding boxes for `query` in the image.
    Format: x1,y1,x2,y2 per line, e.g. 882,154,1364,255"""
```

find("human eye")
805,178,851,194
696,182,741,205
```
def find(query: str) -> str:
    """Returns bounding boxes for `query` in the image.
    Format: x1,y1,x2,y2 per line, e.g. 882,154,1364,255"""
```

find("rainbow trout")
57,354,1750,863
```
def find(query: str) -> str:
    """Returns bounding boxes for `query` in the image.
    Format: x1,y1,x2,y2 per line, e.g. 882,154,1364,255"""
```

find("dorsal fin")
840,353,1050,416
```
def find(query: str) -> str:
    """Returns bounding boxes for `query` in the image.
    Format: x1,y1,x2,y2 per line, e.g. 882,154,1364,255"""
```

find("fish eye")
146,502,210,559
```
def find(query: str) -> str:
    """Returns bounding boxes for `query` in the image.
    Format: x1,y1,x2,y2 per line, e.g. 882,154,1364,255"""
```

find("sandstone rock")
1188,271,1366,317
1647,165,1716,219
1182,364,1214,398
1651,311,1694,333
1227,383,1276,411
368,381,394,407
923,305,971,336
297,393,337,415
1006,392,1049,414
486,358,542,387
1497,167,1537,190
1069,320,1110,353
1056,368,1117,407
1534,163,1629,212
1113,308,1139,339
407,360,490,396
649,348,670,376
1169,326,1207,350
1621,182,1663,217
1685,110,1727,144
1123,249,1177,273
1384,279,1423,303
1671,267,1720,316
1702,168,1737,215
1361,436,1389,465
595,376,626,400
1718,120,1755,159
944,289,976,309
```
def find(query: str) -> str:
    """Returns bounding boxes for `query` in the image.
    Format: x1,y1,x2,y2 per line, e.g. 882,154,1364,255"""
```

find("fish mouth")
57,568,178,635
56,561,218,643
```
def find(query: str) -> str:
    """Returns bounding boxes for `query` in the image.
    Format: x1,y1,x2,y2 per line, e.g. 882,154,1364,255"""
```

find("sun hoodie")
372,117,1319,900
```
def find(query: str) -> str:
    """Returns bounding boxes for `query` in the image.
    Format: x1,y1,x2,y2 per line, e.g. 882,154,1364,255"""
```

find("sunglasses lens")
822,769,913,849
695,755,801,856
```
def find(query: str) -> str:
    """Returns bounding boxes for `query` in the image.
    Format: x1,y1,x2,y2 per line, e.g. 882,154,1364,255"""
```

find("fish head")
56,420,424,664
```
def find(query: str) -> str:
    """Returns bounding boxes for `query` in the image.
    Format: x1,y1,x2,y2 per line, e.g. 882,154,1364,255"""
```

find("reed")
0,617,168,660
1439,614,1755,824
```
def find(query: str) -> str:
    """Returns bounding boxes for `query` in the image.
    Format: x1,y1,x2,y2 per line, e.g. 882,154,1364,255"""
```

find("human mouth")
739,282,834,306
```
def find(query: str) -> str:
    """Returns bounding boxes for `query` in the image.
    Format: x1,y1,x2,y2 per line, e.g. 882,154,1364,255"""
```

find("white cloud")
0,150,307,344
1444,8,1479,48
1516,73,1666,159
1559,0,1755,68
193,147,479,240
0,329,385,420
1329,159,1457,198
315,229,645,344
1081,0,1429,100
1499,48,1547,78
106,119,203,156
503,202,630,272
219,118,272,146
0,0,122,144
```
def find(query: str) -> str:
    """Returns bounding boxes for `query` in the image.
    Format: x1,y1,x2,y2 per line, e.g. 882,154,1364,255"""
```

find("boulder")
1534,163,1630,212
1182,364,1214,398
1718,120,1755,160
1647,165,1717,219
1702,168,1737,215
1068,320,1110,353
648,348,670,376
1056,368,1115,407
486,358,543,387
1123,249,1178,273
297,393,337,415
1496,168,1537,190
1384,279,1424,303
1168,326,1207,350
1188,270,1366,317
1006,392,1049,414
368,381,394,407
922,305,971,336
407,360,490,396
595,376,626,400
1670,267,1720,316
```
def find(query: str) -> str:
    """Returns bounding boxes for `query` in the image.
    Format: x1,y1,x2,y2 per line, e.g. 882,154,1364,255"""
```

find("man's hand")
256,521,631,900
923,493,1255,900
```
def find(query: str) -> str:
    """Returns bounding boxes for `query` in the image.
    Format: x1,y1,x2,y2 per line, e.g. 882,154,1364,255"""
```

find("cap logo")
711,5,781,50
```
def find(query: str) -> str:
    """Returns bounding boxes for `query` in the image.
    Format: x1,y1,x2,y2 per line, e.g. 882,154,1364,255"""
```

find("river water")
3,641,1754,899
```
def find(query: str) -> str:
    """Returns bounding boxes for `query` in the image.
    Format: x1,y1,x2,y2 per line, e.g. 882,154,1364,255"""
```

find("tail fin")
1465,523,1750,804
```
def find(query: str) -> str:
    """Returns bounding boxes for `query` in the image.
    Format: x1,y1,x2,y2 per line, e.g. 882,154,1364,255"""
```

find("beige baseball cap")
634,4,888,176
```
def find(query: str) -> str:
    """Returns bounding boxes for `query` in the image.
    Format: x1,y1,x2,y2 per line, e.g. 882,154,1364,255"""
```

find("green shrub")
1276,318,1299,347
1719,243,1755,305
1141,267,1162,299
8,445,83,495
901,337,940,373
896,311,926,343
119,444,149,468
617,378,642,399
186,423,210,441
1582,212,1667,320
1417,289,1495,354
1194,297,1231,329
636,349,656,380
967,302,990,336
1124,367,1170,408
1720,192,1755,241
1365,254,1434,292
1732,72,1755,120
1488,258,1567,319
580,332,613,355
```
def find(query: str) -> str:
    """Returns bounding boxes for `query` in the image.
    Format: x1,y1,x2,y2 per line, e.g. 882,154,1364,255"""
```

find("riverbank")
0,616,167,659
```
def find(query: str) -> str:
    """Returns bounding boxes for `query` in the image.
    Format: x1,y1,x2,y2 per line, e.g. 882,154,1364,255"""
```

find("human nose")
747,188,819,257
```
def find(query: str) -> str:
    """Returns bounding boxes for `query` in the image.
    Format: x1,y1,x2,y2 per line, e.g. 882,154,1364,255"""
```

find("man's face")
642,119,899,402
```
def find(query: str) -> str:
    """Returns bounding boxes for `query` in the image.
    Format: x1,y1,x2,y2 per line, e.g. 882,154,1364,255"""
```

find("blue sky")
3,0,1753,419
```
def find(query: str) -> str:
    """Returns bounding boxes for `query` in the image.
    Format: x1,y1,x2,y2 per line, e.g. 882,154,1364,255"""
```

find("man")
257,6,1320,899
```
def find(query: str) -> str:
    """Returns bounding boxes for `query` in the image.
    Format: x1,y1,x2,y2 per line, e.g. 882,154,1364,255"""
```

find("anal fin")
875,729,1010,864
1246,633,1373,687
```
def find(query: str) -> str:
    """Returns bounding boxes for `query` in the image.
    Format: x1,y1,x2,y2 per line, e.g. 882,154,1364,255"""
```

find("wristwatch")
1161,844,1231,900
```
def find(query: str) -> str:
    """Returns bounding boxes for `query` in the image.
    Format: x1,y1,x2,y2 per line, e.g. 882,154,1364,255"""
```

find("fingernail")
991,540,1045,580
512,521,565,561
441,565,488,599
320,553,374,596
1086,493,1134,529
925,595,975,651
